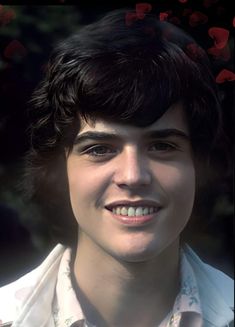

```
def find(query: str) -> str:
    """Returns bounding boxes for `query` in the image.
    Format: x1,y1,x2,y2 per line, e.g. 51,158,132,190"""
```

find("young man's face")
66,103,195,262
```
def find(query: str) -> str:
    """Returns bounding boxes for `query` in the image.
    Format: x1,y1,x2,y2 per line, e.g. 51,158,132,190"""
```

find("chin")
108,235,180,264
110,242,163,263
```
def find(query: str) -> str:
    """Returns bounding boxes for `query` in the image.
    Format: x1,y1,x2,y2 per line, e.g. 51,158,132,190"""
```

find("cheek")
155,162,196,204
67,160,87,217
67,160,109,211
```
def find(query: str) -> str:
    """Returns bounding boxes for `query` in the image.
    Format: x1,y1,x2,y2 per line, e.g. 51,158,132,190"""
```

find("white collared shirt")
52,247,203,327
0,243,233,327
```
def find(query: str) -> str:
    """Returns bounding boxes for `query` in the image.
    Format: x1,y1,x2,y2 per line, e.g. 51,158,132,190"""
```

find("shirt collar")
52,248,85,327
173,248,202,315
159,248,202,327
53,247,202,327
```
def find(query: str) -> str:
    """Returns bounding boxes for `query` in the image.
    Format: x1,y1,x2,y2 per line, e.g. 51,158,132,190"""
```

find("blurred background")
0,1,234,286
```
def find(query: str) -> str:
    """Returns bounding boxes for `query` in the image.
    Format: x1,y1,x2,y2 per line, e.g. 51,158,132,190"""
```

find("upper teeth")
111,206,156,216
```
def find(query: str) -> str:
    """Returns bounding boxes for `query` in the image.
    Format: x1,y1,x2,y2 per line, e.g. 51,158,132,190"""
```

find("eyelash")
81,141,178,158
83,145,117,157
148,141,178,152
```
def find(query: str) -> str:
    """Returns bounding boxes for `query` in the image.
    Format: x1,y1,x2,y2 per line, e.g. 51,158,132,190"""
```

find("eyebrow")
73,129,190,145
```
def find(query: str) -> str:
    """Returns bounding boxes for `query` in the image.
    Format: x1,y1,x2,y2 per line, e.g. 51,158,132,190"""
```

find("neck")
72,237,180,327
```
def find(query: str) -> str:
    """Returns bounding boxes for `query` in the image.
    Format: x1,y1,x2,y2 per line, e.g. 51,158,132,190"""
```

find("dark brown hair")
22,9,227,246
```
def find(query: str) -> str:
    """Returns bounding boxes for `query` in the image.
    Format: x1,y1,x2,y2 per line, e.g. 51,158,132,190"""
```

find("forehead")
79,103,189,137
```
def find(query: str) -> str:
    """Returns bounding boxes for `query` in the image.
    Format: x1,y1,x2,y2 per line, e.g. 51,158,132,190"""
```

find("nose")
113,147,152,188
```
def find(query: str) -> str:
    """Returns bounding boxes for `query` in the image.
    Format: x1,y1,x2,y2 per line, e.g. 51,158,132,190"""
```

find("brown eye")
85,145,117,157
149,142,177,152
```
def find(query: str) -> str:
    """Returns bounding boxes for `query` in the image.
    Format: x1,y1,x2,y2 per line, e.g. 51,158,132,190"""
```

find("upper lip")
105,200,161,210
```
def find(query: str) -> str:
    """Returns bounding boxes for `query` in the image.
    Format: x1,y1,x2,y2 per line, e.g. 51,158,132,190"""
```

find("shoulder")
0,264,41,325
203,262,234,305
0,244,65,326
183,244,234,326
183,244,234,305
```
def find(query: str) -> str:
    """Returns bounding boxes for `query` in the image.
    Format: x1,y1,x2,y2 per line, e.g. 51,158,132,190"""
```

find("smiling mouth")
106,206,158,217
105,205,159,226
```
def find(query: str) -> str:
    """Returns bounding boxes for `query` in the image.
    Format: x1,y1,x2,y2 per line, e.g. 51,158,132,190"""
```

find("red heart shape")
208,27,229,49
215,69,235,83
159,12,169,21
4,40,27,60
207,44,231,61
189,11,208,27
125,12,138,26
136,3,152,19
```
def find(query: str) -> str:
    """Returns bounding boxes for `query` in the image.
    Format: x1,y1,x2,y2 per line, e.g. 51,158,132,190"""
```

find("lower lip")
108,210,158,226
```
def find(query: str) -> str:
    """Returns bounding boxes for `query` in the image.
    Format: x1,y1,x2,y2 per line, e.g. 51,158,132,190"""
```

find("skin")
66,103,196,326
